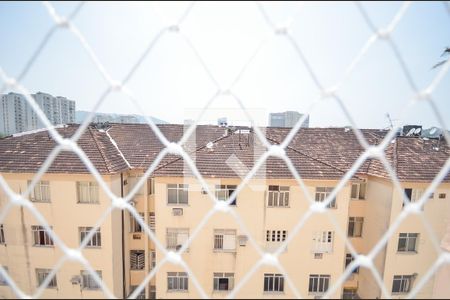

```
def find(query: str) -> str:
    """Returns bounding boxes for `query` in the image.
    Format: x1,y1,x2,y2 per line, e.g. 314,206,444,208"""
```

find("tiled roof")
0,124,448,182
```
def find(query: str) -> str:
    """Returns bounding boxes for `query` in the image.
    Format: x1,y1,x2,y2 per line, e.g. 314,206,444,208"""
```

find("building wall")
0,173,123,299
153,177,350,299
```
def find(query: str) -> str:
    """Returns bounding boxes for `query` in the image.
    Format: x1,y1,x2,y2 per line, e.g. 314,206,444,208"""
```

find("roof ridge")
265,134,355,178
88,127,111,173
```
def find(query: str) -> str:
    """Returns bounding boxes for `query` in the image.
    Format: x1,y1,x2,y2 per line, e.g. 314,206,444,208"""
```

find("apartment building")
0,123,448,299
0,92,75,136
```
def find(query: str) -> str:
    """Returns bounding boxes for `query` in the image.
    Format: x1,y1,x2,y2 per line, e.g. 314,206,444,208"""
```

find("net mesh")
0,1,449,299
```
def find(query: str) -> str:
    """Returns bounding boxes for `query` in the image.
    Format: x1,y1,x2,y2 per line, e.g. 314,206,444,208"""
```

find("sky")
0,1,449,129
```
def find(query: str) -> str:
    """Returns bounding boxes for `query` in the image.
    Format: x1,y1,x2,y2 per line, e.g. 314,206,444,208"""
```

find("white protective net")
0,1,449,299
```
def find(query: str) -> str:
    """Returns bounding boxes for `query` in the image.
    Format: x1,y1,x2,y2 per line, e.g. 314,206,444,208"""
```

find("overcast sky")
0,1,449,129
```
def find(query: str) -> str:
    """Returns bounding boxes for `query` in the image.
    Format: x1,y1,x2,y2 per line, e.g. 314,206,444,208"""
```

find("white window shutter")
177,232,188,246
223,234,236,250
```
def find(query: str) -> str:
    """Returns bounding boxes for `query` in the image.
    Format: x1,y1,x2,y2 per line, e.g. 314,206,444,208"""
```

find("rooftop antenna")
386,113,394,130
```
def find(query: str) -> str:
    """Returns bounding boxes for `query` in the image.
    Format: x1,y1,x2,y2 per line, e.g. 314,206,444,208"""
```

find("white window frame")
315,187,337,208
79,226,101,248
266,230,287,242
149,212,155,232
28,180,51,202
392,275,414,294
0,224,5,244
36,268,57,288
397,233,419,253
263,273,284,293
213,229,236,252
350,182,366,200
81,270,102,290
32,225,54,246
77,181,99,204
312,231,334,254
130,213,144,233
308,274,330,295
166,228,189,250
215,185,237,205
213,272,234,291
267,185,290,207
348,217,364,238
167,184,189,205
167,272,188,292
130,250,145,270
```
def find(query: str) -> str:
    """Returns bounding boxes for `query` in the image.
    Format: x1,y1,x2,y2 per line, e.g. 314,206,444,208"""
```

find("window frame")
0,267,8,286
350,182,366,200
263,273,284,293
167,272,188,292
345,254,359,274
79,226,101,248
32,225,54,247
308,274,330,295
167,184,189,205
28,180,51,203
392,275,414,294
213,229,236,252
312,231,334,254
348,217,364,238
36,268,57,289
397,233,419,253
315,187,337,209
267,185,290,207
166,228,189,250
81,270,102,290
215,185,237,206
213,272,234,291
130,212,144,233
76,181,99,204
0,224,5,245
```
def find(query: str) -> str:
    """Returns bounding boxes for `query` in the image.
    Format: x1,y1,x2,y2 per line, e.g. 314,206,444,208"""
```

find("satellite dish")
429,127,437,135
414,128,421,135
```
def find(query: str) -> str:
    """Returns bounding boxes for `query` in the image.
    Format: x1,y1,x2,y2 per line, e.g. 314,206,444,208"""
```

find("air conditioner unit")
238,235,248,246
172,208,183,216
70,275,81,285
175,245,182,251
314,253,323,259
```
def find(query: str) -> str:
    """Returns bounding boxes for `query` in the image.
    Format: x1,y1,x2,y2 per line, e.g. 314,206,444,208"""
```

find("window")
266,230,287,242
147,177,155,195
81,270,102,290
315,187,336,208
149,212,155,232
167,184,188,205
308,274,330,294
392,275,414,294
403,188,424,205
77,181,99,204
0,267,8,286
213,273,234,291
130,213,144,233
150,250,156,269
267,185,289,207
0,225,5,244
312,231,334,253
343,288,359,299
263,273,284,292
32,225,54,246
166,228,189,250
129,286,145,299
79,227,101,247
130,250,145,270
345,254,359,274
214,229,236,251
348,217,364,238
215,185,237,205
150,285,156,299
28,180,50,202
350,182,366,200
167,272,188,292
36,268,57,288
439,193,446,199
397,233,419,253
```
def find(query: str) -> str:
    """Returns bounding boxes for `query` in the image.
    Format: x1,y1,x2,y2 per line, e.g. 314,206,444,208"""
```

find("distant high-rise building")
0,92,75,135
269,111,309,128
218,117,228,127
